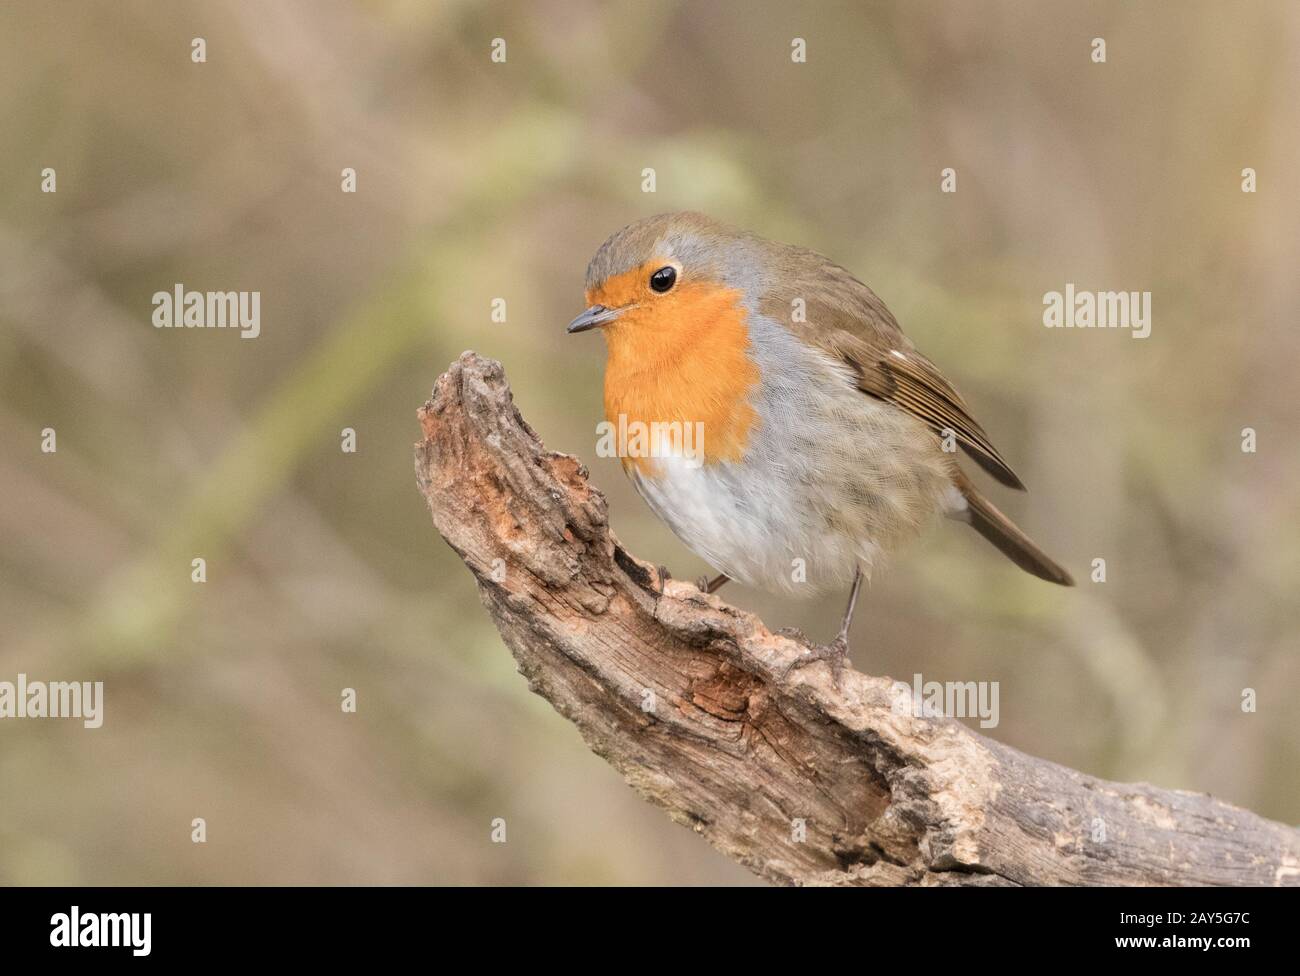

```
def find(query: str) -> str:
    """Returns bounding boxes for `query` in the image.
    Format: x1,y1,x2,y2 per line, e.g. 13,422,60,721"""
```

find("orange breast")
595,277,760,474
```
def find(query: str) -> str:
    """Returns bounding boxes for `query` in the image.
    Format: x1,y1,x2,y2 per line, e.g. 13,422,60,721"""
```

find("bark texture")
415,351,1300,887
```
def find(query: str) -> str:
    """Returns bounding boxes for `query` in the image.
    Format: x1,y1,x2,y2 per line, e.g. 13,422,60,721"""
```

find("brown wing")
855,347,1025,490
759,248,1026,490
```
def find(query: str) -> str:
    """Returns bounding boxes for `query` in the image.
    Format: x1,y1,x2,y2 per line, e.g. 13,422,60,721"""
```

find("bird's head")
568,212,760,365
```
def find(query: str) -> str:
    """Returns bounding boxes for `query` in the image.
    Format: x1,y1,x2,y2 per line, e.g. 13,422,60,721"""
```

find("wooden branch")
415,351,1300,887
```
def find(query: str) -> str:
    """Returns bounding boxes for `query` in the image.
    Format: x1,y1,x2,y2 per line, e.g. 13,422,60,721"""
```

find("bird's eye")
649,266,677,293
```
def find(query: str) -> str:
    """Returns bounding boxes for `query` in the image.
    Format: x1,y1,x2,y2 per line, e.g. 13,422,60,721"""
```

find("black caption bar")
0,884,1291,962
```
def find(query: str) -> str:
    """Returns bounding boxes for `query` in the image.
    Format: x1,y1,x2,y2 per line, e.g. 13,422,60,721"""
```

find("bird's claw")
782,634,850,687
655,564,672,595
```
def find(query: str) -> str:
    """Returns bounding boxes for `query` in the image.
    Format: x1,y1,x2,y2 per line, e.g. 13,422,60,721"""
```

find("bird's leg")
830,564,864,655
696,573,729,594
655,564,672,595
782,564,863,685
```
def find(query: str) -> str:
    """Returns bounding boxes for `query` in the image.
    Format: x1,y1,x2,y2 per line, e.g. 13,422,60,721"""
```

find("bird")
568,212,1072,664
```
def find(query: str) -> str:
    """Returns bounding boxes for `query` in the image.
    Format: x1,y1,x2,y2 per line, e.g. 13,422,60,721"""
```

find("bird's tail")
952,471,1074,586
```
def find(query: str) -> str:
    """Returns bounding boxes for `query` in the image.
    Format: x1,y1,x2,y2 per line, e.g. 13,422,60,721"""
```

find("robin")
568,212,1072,662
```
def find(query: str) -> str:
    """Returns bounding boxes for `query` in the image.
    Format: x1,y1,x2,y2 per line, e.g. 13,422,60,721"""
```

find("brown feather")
952,471,1074,586
757,251,1026,491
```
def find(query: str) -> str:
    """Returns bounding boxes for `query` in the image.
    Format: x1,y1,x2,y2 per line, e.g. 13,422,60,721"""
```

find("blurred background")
1,0,1297,885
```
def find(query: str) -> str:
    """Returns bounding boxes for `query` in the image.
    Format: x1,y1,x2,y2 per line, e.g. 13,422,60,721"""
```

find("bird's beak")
567,304,628,334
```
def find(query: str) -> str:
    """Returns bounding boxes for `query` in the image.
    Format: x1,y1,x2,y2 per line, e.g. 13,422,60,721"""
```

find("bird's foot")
657,567,728,596
782,633,850,688
698,573,729,594
655,564,672,595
